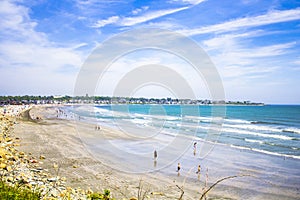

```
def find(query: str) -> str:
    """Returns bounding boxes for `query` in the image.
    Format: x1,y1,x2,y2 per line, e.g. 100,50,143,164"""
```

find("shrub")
0,180,40,200
88,189,115,200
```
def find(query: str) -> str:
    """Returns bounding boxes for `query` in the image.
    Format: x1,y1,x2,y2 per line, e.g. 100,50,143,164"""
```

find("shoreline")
2,105,300,199
13,106,187,199
71,104,300,161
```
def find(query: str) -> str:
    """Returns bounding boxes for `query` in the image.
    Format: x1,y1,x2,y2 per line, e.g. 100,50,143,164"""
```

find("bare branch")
176,185,184,200
200,174,250,200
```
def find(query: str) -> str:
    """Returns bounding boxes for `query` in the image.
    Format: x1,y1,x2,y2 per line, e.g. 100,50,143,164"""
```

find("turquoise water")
71,104,300,159
66,104,300,199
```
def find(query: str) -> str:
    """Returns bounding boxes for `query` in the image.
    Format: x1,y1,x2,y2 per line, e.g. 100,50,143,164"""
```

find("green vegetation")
88,189,116,200
0,180,41,200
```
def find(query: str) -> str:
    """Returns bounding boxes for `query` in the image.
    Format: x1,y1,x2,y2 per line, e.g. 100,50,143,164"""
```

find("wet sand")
13,105,300,199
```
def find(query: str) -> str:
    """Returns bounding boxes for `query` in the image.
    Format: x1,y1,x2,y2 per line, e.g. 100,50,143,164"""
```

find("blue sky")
0,0,300,104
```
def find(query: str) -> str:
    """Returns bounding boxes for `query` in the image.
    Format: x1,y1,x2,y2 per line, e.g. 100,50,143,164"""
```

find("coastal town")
0,95,264,106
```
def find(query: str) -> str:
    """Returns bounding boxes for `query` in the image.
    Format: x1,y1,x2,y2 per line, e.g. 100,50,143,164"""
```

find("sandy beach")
9,105,300,199
13,106,188,199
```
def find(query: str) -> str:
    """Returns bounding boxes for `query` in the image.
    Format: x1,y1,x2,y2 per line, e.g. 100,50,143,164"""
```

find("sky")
0,0,300,104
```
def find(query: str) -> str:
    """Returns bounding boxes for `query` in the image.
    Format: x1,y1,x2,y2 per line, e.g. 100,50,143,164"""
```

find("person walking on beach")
193,142,197,156
153,150,157,167
177,162,181,176
196,164,201,174
196,164,201,180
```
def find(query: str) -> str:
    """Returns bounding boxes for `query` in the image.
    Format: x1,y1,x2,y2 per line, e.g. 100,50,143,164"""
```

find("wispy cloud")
170,0,207,5
75,0,124,8
131,6,149,15
181,8,300,35
201,30,296,84
0,0,84,94
202,31,263,51
0,0,83,69
120,6,189,26
75,0,126,17
91,3,201,28
294,59,300,64
92,16,120,28
0,0,46,44
147,21,185,29
90,0,209,28
92,5,180,28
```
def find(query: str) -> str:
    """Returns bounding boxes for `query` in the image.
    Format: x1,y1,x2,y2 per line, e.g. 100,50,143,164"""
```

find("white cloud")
170,0,207,5
75,0,124,8
294,59,300,65
0,0,84,94
92,16,120,28
0,0,46,44
92,6,192,28
180,8,300,35
239,42,295,58
91,0,208,28
147,21,185,29
200,30,296,91
202,31,262,51
132,6,149,15
95,50,209,99
120,6,190,26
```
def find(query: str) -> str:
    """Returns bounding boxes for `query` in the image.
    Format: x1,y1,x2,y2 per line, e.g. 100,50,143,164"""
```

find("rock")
30,181,37,186
7,176,14,182
37,181,44,185
8,156,16,161
48,177,58,182
31,168,42,173
50,190,59,197
5,165,12,172
0,149,7,159
0,163,7,169
30,159,38,163
86,188,93,195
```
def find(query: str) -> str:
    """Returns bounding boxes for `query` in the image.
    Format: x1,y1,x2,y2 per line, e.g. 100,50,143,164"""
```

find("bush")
88,189,115,200
0,180,40,200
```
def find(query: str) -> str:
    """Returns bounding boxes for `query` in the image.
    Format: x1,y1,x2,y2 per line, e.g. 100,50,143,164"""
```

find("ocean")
70,104,300,160
66,104,300,199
